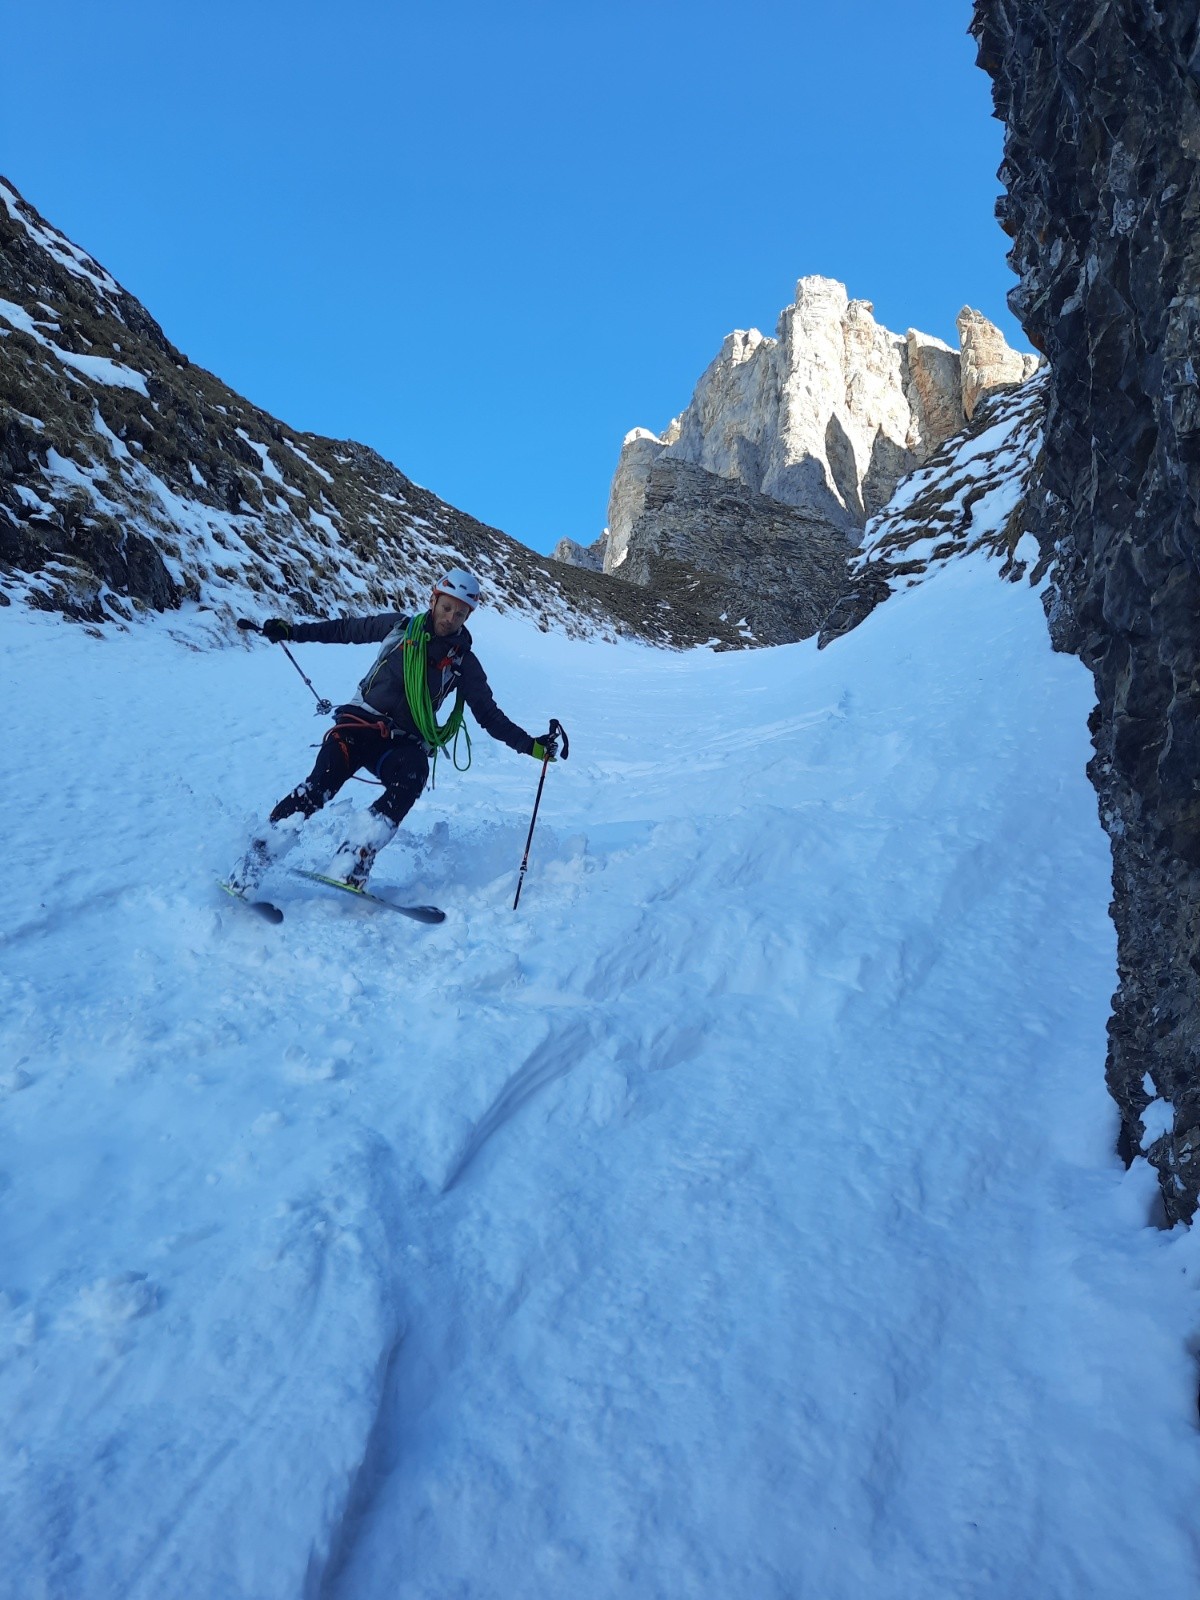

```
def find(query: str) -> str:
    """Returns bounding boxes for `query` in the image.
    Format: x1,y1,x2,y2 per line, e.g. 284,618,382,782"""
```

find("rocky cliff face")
0,178,750,650
590,276,1038,580
971,3,1200,1220
561,277,1041,648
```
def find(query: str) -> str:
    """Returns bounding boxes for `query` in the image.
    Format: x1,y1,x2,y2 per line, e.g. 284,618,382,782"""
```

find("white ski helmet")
432,567,481,611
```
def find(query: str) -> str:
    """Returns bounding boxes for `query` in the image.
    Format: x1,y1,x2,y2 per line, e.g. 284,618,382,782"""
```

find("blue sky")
4,1,1019,556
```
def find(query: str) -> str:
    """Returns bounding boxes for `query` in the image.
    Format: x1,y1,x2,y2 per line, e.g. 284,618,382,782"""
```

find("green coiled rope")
401,613,472,786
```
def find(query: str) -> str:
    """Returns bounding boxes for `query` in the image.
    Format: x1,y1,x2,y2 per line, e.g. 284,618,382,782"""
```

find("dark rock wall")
971,3,1200,1218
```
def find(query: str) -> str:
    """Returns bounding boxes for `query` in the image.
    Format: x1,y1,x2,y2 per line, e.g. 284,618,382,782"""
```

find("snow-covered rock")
820,374,1047,644
0,177,751,651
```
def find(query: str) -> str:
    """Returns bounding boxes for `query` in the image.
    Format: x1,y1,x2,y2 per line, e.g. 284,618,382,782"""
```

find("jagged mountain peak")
551,278,1044,650
585,274,1040,580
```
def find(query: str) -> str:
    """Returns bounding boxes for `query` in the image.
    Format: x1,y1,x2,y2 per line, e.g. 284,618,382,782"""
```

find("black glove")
262,618,292,643
530,726,562,762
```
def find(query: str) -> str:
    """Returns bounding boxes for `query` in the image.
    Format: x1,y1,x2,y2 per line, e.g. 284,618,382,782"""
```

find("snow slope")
3,551,1200,1599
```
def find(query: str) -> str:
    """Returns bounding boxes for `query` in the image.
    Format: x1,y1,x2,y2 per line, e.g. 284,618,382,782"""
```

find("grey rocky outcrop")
549,533,606,571
622,457,852,646
971,1,1200,1221
606,426,671,573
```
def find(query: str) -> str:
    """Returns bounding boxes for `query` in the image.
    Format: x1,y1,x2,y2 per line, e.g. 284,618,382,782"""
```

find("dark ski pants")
269,716,429,829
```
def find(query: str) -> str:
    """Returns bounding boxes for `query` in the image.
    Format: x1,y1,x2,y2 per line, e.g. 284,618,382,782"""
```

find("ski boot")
226,836,272,896
226,817,301,894
325,841,377,891
326,810,398,890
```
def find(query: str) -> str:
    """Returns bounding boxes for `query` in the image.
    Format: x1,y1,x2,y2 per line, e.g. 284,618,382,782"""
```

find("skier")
227,568,560,895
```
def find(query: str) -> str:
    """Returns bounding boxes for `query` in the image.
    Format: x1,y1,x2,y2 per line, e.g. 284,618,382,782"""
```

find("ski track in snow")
3,557,1200,1599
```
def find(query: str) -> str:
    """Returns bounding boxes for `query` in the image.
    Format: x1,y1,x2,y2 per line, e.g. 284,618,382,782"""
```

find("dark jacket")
289,610,535,755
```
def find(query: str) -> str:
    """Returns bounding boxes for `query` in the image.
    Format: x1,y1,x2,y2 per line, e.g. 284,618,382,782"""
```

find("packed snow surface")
3,554,1200,1599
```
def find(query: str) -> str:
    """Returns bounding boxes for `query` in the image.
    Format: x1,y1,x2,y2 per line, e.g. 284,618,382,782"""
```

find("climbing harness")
322,710,393,765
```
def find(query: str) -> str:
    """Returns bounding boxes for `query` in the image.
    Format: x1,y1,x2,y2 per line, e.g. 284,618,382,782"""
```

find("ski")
217,881,284,924
291,869,445,924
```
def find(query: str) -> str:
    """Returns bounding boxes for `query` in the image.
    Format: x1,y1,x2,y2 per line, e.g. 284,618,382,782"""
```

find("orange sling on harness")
323,710,393,767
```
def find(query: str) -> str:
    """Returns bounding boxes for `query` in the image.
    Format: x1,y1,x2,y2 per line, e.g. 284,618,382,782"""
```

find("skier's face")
431,593,472,636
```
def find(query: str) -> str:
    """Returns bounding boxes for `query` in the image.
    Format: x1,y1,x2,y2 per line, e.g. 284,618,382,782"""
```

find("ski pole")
237,618,332,715
279,641,333,715
513,718,568,910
